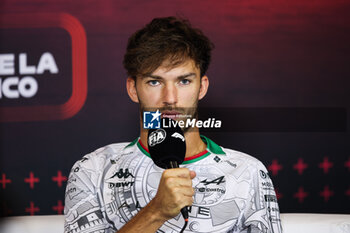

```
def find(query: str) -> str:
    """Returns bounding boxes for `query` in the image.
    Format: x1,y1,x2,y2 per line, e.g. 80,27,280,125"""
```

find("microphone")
147,117,189,221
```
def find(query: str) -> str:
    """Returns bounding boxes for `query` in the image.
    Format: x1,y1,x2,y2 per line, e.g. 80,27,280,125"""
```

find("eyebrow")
142,72,197,80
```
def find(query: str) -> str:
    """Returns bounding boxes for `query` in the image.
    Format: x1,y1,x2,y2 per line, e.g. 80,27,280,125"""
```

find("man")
64,17,283,233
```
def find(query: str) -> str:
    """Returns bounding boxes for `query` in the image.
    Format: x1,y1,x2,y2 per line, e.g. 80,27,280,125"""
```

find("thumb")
190,170,196,179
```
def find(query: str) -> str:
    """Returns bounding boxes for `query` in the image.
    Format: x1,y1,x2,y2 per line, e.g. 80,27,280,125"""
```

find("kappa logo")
200,176,225,185
110,169,134,179
108,168,135,189
171,132,185,141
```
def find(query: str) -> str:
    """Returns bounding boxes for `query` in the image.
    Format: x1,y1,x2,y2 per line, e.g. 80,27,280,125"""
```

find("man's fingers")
162,168,196,179
163,177,193,191
153,168,196,219
181,196,194,208
182,187,195,197
176,177,193,187
163,168,191,178
172,185,195,196
173,194,194,208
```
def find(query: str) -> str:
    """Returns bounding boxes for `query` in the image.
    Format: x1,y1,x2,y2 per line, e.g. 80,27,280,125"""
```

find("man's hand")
149,168,196,221
117,168,196,233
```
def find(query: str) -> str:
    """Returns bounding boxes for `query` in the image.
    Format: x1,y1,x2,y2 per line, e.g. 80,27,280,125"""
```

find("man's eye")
180,79,191,85
147,80,160,86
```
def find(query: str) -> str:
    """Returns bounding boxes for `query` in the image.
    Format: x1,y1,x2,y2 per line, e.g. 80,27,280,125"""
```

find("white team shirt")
64,136,283,233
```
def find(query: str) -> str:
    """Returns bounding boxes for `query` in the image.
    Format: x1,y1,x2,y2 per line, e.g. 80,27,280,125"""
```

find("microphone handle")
167,161,189,220
168,161,179,169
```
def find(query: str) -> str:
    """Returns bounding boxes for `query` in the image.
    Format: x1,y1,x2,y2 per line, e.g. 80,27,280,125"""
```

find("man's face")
127,59,209,132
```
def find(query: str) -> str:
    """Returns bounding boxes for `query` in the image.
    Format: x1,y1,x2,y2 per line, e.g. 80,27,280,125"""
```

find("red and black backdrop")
0,0,349,216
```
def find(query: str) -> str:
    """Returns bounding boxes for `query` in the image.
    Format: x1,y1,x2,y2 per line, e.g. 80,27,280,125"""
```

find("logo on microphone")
171,132,185,142
148,129,166,147
143,110,161,129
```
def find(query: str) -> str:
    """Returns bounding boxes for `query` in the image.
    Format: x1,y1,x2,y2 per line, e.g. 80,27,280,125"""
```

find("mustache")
159,107,186,113
142,106,188,113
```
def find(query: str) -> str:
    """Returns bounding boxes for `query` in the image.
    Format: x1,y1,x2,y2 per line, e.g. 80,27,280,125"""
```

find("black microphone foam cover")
147,118,186,169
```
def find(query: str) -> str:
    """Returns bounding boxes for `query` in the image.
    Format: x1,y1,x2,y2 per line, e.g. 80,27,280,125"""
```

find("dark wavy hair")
123,16,214,78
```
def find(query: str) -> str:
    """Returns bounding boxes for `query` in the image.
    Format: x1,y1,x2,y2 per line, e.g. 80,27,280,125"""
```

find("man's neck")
139,128,207,158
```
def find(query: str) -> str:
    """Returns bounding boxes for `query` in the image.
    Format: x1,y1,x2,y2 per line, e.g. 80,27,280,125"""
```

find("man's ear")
198,75,209,100
126,77,139,103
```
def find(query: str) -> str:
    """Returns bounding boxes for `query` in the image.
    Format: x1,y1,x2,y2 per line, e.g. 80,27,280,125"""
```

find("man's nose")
162,83,177,105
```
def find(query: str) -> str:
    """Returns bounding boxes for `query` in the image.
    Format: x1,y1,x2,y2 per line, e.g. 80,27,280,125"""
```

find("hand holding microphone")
147,118,195,231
